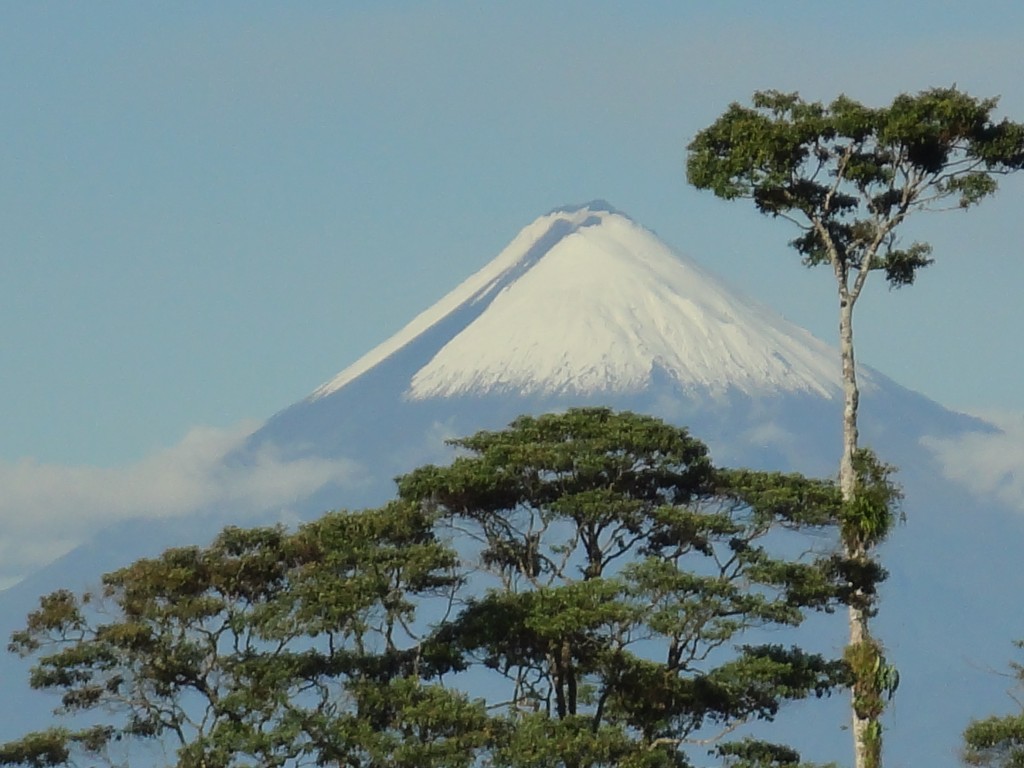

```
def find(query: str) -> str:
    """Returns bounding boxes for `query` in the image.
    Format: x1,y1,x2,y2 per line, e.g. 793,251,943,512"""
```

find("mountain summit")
312,201,847,403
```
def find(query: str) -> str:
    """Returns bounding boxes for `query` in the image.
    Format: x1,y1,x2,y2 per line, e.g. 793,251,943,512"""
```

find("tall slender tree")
687,87,1024,768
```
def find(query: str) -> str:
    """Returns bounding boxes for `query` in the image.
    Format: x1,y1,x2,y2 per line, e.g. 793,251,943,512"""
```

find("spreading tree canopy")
0,504,483,768
1,409,872,768
687,87,1024,494
687,87,1024,289
397,408,862,768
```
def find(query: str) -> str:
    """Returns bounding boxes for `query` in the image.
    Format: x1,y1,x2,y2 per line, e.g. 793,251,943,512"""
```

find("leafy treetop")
687,87,1024,296
399,408,860,767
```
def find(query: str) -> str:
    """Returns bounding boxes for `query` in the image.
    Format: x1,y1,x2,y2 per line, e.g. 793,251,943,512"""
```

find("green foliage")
0,728,101,768
840,450,903,553
2,502,466,768
400,409,858,765
490,714,667,768
715,737,840,768
1,409,866,768
844,639,899,723
965,714,1024,768
964,643,1024,768
687,87,1024,292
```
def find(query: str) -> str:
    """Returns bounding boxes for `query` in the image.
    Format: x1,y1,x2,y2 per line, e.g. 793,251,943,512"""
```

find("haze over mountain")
1,202,1020,766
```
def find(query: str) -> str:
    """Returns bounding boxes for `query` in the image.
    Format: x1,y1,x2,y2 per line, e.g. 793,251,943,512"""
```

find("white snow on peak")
312,204,851,402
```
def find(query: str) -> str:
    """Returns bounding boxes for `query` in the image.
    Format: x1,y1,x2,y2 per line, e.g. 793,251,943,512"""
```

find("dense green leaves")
964,643,1024,768
687,87,1024,294
398,409,856,765
840,451,902,555
965,714,1024,768
2,409,865,767
2,503,462,768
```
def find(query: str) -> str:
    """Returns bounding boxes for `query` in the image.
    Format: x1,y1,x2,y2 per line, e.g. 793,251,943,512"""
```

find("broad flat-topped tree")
1,409,868,768
398,408,857,767
687,87,1024,768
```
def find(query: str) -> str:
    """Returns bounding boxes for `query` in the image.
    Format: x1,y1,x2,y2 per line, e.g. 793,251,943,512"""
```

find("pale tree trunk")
848,605,870,768
839,291,876,768
838,295,858,498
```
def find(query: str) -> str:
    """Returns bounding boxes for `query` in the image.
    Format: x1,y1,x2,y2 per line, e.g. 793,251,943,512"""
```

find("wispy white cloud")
922,411,1024,512
0,423,359,589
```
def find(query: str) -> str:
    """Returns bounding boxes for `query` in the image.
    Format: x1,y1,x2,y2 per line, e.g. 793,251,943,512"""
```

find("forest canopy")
1,409,874,768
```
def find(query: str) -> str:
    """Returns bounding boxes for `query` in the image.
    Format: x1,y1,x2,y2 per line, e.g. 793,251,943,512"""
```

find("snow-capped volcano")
312,202,848,402
251,199,967,481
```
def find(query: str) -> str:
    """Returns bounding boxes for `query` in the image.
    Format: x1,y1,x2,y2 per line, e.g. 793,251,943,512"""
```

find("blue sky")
2,4,1023,487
